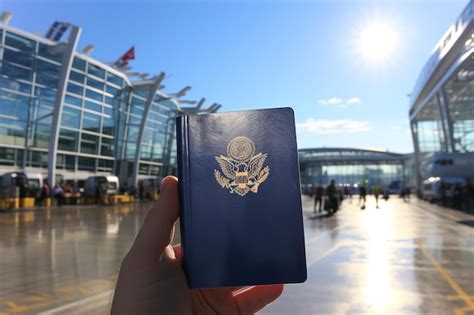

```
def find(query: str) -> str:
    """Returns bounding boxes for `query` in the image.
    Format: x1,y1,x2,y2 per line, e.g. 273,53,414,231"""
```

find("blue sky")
2,0,468,153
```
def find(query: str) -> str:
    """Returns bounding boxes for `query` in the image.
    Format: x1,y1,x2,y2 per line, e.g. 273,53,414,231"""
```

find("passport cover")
176,107,307,288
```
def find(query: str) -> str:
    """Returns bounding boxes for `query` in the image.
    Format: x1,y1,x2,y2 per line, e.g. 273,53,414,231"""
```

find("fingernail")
165,245,175,259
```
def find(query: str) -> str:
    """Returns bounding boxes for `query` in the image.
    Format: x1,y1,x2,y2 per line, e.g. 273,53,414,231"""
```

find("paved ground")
0,196,473,315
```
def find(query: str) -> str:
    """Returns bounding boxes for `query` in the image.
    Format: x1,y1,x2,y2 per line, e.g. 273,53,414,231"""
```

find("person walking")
313,185,324,213
383,187,389,201
38,181,50,207
359,185,367,210
373,186,381,209
326,180,338,215
344,186,352,203
139,181,145,203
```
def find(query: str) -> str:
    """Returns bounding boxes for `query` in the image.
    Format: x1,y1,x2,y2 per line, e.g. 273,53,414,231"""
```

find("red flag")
119,46,135,62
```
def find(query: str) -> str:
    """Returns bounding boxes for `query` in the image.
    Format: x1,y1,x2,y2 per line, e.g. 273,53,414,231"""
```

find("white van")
422,176,465,202
84,176,120,197
0,172,43,198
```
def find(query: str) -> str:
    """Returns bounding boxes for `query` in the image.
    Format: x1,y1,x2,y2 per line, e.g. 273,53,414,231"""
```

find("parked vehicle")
422,176,464,202
0,172,44,198
83,176,119,197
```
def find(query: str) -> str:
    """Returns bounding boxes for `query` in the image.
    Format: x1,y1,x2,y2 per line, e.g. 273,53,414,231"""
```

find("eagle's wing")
215,155,235,179
248,153,267,178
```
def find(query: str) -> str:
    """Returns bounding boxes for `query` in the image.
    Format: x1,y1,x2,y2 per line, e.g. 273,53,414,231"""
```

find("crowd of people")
309,181,411,214
15,180,159,207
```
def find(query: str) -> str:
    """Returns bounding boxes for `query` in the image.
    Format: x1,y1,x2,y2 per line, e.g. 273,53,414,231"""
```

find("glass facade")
0,26,183,185
410,1,473,190
299,149,409,192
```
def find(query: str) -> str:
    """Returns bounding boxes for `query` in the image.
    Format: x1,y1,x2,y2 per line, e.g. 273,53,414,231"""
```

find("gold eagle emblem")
214,136,270,196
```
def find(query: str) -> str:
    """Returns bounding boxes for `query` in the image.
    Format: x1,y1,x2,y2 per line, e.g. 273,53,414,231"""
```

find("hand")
111,176,284,314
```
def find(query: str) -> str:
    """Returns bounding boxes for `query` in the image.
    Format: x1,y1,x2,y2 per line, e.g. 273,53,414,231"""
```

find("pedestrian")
373,186,381,208
313,185,324,213
325,180,338,214
52,185,64,207
440,182,447,207
344,186,352,203
95,182,101,205
139,181,145,203
359,185,367,210
406,187,411,200
452,183,463,210
465,179,474,213
38,181,50,207
401,187,407,202
383,187,389,201
129,185,137,198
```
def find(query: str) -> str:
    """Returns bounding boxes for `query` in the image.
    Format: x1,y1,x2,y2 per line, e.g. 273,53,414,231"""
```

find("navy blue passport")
176,107,307,288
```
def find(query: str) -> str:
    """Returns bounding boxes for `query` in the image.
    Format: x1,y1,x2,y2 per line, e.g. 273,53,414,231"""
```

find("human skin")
111,176,284,315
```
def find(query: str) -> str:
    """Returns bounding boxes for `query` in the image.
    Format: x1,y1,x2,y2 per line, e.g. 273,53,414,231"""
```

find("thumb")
127,176,180,268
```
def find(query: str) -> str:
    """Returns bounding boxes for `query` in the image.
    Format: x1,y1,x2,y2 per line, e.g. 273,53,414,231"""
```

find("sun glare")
357,22,398,62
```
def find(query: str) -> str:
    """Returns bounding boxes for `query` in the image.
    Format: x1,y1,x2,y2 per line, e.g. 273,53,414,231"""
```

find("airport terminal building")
409,1,473,190
298,148,412,193
0,14,220,187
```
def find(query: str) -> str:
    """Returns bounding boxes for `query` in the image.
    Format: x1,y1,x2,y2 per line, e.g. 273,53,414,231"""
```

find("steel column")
47,26,81,187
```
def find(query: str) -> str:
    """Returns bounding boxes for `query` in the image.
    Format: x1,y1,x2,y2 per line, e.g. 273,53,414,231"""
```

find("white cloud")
318,97,362,106
318,97,344,105
296,118,371,135
346,97,362,105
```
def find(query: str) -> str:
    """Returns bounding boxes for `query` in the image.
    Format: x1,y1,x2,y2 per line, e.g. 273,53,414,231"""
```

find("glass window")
101,137,114,156
36,73,58,88
443,59,474,152
128,116,141,125
38,43,63,63
87,63,105,79
131,105,144,116
103,106,113,116
80,133,99,154
56,154,75,170
5,32,35,52
78,156,95,171
35,86,56,102
98,159,113,171
85,88,102,102
107,72,123,86
104,96,114,105
106,84,121,97
134,90,148,98
84,100,102,112
58,129,79,151
32,123,50,148
141,145,152,161
0,91,29,121
2,62,32,81
82,112,101,133
69,71,84,84
65,94,82,106
72,57,86,71
67,83,83,96
0,147,16,166
414,97,445,153
36,59,61,76
61,106,81,129
87,77,104,90
17,82,32,94
3,49,34,68
102,116,115,135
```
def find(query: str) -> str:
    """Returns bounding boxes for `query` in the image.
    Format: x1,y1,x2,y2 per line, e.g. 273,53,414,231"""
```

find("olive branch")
214,170,230,188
